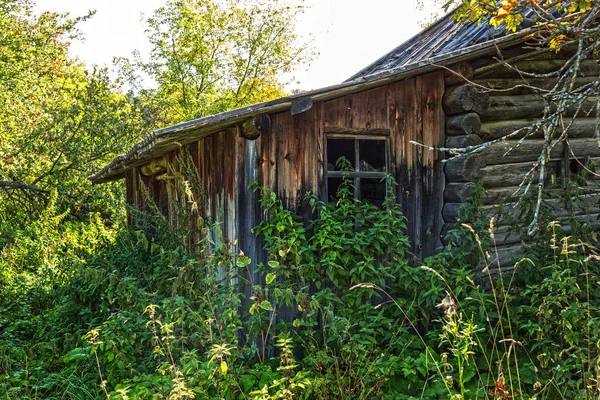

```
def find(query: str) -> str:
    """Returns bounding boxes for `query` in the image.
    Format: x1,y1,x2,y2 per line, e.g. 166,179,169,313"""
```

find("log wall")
442,51,600,271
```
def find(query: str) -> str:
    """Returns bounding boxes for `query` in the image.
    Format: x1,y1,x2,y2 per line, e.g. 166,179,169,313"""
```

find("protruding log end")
443,85,489,116
446,134,483,149
446,113,481,136
445,154,486,182
241,114,271,140
444,182,477,203
442,203,466,223
291,96,313,115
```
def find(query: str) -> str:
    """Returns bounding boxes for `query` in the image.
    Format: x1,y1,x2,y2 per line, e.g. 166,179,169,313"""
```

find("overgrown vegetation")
2,0,600,398
1,167,599,398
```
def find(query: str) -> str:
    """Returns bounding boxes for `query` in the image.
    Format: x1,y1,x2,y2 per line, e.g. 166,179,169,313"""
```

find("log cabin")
91,9,600,273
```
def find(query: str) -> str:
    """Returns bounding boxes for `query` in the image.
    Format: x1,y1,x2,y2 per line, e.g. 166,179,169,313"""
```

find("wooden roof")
347,9,523,80
90,13,539,184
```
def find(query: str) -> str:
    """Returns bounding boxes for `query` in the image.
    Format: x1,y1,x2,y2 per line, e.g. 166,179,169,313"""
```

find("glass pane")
327,138,355,171
359,178,386,207
359,140,386,172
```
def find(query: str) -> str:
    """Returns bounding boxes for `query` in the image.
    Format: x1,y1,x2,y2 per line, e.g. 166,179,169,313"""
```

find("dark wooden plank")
346,86,389,129
235,136,261,324
274,112,302,211
417,71,445,258
258,114,277,191
132,167,140,209
317,102,328,204
301,106,322,221
125,169,134,224
223,128,238,245
389,78,420,256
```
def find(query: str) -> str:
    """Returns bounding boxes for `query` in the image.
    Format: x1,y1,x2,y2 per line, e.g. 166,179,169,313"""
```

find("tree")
428,1,600,234
0,1,145,223
119,0,312,127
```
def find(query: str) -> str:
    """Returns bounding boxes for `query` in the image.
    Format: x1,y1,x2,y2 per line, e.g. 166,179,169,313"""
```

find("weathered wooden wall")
126,72,447,283
441,51,600,271
323,71,445,258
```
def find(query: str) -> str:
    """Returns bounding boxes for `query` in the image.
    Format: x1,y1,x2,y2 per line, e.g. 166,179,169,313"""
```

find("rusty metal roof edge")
89,26,535,184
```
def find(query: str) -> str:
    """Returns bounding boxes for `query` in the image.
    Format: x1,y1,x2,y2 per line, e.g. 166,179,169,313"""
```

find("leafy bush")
1,176,599,399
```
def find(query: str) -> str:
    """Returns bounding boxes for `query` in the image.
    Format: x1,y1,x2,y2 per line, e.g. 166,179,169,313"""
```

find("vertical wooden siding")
323,73,445,258
126,72,445,262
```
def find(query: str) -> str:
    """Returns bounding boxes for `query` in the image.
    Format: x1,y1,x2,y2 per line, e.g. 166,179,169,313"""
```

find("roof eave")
90,28,534,184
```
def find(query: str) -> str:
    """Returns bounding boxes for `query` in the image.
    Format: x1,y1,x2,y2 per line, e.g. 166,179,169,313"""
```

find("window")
325,131,390,207
552,155,594,186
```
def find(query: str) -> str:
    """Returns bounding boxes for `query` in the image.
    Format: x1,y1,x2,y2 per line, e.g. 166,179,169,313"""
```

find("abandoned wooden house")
91,10,600,271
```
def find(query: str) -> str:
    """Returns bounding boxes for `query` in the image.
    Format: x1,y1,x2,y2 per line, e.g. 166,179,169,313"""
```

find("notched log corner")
240,114,271,140
446,134,483,149
445,154,486,182
444,182,477,203
443,85,489,116
446,113,481,136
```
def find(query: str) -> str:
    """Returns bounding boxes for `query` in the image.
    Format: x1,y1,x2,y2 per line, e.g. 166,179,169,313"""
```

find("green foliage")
0,0,145,224
117,0,312,127
1,173,599,398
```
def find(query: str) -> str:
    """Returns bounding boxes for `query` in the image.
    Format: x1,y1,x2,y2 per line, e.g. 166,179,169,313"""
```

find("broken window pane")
327,138,355,171
328,177,355,201
360,178,386,207
359,139,386,172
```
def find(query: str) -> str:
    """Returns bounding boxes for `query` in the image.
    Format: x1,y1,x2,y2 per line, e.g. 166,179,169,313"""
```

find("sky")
33,0,437,91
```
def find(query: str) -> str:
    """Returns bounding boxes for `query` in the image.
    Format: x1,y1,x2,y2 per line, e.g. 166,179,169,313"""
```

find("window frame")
324,127,391,203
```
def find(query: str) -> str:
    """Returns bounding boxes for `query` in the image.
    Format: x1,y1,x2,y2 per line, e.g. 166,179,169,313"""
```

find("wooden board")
389,79,420,255
323,86,389,129
417,72,445,258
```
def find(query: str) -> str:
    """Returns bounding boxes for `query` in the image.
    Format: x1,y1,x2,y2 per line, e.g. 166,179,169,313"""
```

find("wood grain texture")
323,86,389,129
389,79,420,255
443,85,489,115
447,113,481,136
417,72,445,257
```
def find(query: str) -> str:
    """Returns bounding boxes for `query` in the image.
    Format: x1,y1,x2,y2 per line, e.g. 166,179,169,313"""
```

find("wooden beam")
481,117,600,140
446,134,483,149
482,95,597,121
324,126,390,135
445,154,486,182
447,113,481,136
240,114,271,140
480,138,600,165
443,85,489,115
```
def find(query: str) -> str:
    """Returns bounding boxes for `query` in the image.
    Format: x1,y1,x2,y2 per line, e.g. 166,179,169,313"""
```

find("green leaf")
220,360,228,375
265,272,276,285
259,300,273,311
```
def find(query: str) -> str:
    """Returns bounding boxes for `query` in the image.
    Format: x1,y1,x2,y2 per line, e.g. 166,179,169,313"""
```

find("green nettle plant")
1,160,599,399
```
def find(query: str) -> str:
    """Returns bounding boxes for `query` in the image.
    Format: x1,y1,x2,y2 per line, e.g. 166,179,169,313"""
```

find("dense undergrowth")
1,177,599,399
